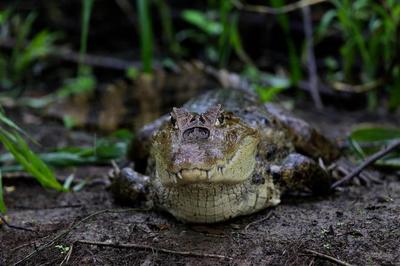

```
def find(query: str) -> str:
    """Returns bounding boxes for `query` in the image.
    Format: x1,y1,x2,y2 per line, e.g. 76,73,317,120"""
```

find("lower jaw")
154,182,251,223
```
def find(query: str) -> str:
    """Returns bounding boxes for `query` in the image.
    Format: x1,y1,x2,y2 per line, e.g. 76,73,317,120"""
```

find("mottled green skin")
113,89,338,223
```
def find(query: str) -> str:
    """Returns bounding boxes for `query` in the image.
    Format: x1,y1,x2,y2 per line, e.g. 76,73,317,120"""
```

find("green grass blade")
0,128,64,191
138,0,153,73
155,0,181,55
0,129,132,172
350,127,400,142
229,13,253,66
256,86,285,103
0,172,6,213
270,0,301,84
181,10,222,35
375,158,400,168
11,12,37,70
79,0,95,76
0,111,28,136
349,126,400,168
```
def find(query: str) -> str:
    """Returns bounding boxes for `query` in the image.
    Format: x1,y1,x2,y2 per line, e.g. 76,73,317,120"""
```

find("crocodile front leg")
110,166,153,206
271,153,332,194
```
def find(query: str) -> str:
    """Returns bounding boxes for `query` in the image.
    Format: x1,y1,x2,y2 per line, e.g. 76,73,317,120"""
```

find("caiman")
111,88,339,223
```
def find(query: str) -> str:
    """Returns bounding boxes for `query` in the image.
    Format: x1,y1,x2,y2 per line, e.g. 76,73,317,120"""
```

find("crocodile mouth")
163,138,258,185
167,165,229,184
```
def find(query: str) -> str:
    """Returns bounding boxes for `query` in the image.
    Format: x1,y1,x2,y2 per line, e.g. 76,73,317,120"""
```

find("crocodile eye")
215,114,224,126
170,114,178,128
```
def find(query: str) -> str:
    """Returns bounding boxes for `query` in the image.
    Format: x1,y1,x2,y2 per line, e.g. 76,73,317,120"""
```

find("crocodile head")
151,105,260,186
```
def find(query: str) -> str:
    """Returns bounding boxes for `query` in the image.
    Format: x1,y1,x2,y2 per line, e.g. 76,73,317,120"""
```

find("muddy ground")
0,105,399,266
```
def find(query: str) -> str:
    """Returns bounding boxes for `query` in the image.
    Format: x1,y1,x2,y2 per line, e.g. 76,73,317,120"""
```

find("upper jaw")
164,154,253,185
159,136,259,186
167,164,229,184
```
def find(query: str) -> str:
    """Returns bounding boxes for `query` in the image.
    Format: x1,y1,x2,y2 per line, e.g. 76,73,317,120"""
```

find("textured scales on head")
152,104,259,186
171,105,222,130
170,105,224,141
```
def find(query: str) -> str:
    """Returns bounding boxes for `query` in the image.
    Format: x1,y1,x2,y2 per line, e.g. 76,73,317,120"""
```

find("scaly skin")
112,89,338,223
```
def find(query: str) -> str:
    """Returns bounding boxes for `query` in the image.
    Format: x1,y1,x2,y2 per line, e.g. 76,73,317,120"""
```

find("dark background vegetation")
1,0,399,110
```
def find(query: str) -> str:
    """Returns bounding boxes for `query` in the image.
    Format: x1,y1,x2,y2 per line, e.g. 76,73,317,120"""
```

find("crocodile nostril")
199,115,206,124
183,127,210,140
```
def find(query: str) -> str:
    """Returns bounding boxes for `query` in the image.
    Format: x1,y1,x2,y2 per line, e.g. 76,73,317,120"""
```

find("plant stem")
79,0,95,76
138,0,153,74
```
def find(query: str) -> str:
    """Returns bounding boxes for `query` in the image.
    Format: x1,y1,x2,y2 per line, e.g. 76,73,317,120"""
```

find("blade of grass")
0,171,5,213
0,128,64,191
218,0,233,67
229,13,253,66
181,10,222,36
270,0,302,84
0,129,132,171
350,127,400,142
349,126,400,169
79,0,95,76
155,0,181,55
0,111,28,136
11,12,37,73
138,0,153,73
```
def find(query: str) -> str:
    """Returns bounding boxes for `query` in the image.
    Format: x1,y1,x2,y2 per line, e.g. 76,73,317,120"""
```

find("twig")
304,249,353,266
233,0,329,15
76,240,232,260
302,5,323,109
331,140,400,189
244,211,273,232
13,208,149,265
0,214,36,232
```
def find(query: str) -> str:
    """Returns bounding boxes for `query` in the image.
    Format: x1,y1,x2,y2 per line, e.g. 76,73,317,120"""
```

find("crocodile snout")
183,127,210,140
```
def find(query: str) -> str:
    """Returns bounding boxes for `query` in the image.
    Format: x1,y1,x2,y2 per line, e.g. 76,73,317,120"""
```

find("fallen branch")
76,240,232,260
233,0,329,15
14,208,149,265
331,140,400,189
304,249,353,266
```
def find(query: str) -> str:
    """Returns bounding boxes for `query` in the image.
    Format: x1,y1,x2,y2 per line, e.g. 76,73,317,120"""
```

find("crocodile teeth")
177,171,183,179
208,168,216,179
206,170,210,180
217,166,224,175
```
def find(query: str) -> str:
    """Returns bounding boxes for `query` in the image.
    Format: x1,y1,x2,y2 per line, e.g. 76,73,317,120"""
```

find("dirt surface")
1,105,400,266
